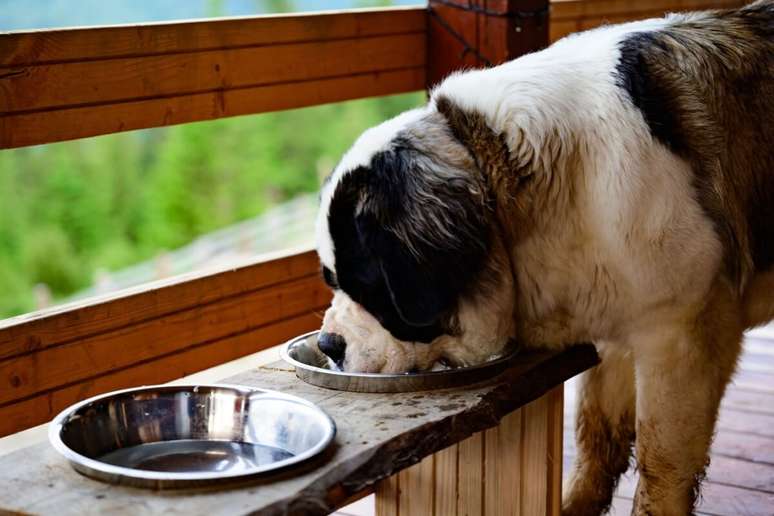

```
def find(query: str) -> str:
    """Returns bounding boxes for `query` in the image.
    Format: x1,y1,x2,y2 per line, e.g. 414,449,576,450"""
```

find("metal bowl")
281,331,519,393
49,384,336,489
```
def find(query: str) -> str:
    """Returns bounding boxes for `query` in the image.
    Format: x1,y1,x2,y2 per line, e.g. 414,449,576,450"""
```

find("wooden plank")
398,455,435,516
615,471,774,516
0,274,331,407
549,19,581,42
549,0,747,42
721,388,774,416
375,475,400,516
562,419,774,493
0,248,319,361
706,455,774,493
550,0,745,20
546,385,564,516
484,409,522,516
457,432,483,516
0,7,426,66
732,370,774,392
521,394,549,515
434,444,458,516
608,496,634,515
0,310,325,437
717,408,774,438
0,345,598,515
0,63,424,149
2,33,425,114
0,8,428,148
712,430,774,464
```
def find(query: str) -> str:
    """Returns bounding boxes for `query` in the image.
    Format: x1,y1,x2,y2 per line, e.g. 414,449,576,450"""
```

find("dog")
314,2,773,514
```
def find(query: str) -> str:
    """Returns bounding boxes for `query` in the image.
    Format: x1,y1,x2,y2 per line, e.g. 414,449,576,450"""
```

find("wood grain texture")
2,33,425,114
0,248,319,361
484,409,522,516
0,274,330,406
549,0,747,41
0,310,325,437
546,386,564,516
398,455,435,516
427,0,549,87
0,347,598,515
0,7,426,66
1,67,425,148
0,8,427,148
375,473,400,516
0,249,333,437
562,334,774,515
434,444,459,516
521,394,549,516
457,432,484,516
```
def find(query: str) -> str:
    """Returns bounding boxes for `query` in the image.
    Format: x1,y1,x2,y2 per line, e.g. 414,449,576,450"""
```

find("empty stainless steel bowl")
49,384,336,488
281,331,519,393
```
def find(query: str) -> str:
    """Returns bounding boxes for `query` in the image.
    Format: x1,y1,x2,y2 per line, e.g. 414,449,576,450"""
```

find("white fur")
429,15,722,352
317,15,721,372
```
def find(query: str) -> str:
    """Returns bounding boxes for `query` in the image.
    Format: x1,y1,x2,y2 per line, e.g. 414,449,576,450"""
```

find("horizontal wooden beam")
0,7,427,148
0,274,330,406
549,0,747,42
0,310,326,437
0,249,332,437
0,248,319,361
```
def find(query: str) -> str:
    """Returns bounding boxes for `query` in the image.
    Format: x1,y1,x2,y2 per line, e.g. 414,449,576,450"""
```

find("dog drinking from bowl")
314,2,773,514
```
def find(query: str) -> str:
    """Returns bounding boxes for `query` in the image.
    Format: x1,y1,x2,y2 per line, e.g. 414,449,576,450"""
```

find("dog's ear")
356,145,491,327
356,212,454,326
435,95,525,189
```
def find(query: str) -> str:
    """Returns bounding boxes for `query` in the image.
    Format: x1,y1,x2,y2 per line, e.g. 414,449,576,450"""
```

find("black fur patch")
327,142,490,343
615,32,686,153
322,266,339,289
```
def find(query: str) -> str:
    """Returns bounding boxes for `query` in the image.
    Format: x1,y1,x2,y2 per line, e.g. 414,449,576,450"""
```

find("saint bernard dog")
314,1,772,514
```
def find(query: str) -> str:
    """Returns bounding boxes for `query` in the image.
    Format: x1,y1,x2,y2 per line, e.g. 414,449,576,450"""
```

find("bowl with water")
49,384,335,488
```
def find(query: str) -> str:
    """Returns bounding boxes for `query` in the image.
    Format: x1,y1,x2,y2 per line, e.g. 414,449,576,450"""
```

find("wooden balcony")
1,1,767,515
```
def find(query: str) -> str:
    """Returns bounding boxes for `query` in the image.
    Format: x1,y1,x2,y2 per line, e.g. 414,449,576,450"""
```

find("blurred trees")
0,92,423,318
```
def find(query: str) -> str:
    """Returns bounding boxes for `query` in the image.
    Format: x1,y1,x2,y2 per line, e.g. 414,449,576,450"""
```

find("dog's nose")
318,332,346,364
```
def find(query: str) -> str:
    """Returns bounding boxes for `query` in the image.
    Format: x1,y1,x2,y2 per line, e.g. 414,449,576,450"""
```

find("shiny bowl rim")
48,383,336,481
280,330,519,379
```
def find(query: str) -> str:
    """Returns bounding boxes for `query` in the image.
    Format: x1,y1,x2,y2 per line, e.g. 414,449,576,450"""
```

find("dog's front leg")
631,298,742,515
562,347,635,516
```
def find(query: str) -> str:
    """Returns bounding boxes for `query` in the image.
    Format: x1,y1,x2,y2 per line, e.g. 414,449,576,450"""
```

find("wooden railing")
0,248,330,436
550,0,746,41
0,0,743,438
0,1,550,437
0,8,427,148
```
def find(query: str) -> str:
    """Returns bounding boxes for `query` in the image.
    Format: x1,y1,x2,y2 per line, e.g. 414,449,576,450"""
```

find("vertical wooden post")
427,0,549,87
375,385,565,516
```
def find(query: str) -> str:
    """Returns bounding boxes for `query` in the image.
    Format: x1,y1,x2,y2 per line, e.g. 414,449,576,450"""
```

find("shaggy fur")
315,1,773,513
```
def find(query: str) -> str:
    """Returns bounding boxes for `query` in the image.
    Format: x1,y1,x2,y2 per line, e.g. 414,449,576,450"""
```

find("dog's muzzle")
318,332,347,366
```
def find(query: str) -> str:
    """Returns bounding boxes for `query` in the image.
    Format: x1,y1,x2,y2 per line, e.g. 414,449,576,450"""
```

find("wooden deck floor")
564,327,774,515
336,328,774,515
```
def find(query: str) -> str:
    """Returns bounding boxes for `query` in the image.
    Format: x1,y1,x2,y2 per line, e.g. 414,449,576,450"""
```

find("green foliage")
0,92,424,319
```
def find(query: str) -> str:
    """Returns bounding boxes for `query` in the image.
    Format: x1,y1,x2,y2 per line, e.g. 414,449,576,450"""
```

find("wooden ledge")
0,345,598,516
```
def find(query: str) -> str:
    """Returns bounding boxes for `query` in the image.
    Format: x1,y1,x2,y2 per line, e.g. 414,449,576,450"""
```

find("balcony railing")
0,0,745,439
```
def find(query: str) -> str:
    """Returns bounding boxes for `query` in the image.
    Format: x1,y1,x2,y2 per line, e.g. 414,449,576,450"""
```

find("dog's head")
314,98,519,373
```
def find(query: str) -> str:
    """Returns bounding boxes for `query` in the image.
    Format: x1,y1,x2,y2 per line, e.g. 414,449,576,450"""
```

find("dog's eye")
322,266,339,289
